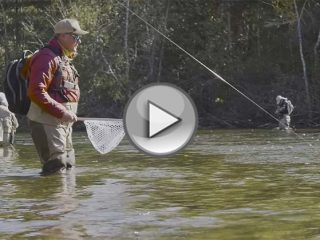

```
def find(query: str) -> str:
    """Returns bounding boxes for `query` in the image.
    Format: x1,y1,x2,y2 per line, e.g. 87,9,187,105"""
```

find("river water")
0,129,320,239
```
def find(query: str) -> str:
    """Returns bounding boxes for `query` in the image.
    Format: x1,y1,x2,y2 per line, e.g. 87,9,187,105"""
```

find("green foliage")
1,0,320,127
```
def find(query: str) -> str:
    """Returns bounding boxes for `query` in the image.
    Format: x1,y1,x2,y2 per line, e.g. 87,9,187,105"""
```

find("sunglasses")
68,33,81,42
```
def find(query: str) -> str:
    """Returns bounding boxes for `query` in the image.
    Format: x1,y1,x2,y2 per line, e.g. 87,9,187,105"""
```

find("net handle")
77,117,122,122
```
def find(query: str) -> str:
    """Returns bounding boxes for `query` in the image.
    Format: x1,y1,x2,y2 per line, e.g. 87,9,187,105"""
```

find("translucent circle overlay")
124,83,198,157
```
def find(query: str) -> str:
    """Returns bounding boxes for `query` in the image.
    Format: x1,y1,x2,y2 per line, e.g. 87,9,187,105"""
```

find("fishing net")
83,119,125,154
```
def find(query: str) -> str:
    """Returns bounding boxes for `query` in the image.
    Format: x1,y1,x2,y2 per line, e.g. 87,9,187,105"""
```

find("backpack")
4,46,59,115
286,100,294,115
4,50,34,115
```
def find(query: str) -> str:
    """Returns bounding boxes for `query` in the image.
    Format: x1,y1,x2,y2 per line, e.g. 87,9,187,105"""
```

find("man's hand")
61,111,77,122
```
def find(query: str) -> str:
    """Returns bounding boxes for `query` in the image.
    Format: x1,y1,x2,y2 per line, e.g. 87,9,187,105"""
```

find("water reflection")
1,130,320,239
0,145,17,160
34,169,84,239
0,156,80,239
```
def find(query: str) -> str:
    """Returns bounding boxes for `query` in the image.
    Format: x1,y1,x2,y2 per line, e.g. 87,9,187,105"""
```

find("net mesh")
83,119,125,154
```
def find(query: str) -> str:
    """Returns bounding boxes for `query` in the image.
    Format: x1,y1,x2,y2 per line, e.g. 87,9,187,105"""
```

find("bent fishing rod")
115,0,308,142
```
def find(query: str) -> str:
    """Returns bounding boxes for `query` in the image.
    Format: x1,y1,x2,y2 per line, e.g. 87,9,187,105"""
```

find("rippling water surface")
1,129,320,239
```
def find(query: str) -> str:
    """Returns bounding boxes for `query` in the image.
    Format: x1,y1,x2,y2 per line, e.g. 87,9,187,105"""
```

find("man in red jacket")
28,18,88,175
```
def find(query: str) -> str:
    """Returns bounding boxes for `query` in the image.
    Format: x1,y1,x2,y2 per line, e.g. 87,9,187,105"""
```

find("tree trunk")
312,28,320,108
147,37,155,82
124,0,130,84
156,0,170,83
294,0,312,121
257,27,261,57
1,1,9,65
227,9,232,50
313,28,320,77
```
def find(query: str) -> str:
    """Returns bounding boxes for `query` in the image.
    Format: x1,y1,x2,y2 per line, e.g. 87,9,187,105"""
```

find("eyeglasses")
68,33,81,42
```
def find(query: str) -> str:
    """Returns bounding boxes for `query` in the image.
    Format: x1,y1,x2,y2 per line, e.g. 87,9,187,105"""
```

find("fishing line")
115,0,311,143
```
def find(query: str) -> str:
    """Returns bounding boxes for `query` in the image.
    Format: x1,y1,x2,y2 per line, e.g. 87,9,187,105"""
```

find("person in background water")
275,95,294,130
0,92,19,145
27,19,88,175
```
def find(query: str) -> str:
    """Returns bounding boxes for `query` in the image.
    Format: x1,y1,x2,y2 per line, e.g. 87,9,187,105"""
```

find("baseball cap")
54,18,89,35
276,95,285,104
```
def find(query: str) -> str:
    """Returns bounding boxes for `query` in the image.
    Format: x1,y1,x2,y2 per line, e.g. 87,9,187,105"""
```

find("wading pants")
279,114,291,130
29,120,75,168
27,102,77,171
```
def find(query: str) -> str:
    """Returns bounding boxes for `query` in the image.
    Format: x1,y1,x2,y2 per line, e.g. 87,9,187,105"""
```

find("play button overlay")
124,83,198,156
148,101,181,138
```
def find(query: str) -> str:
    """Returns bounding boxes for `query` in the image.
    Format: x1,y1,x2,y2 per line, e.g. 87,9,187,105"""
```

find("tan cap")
54,18,89,35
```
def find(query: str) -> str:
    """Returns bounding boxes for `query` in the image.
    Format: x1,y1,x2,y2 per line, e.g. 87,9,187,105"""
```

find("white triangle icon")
148,101,181,138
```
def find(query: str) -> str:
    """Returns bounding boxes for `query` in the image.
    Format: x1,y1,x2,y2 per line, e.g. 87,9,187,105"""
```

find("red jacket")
28,38,80,118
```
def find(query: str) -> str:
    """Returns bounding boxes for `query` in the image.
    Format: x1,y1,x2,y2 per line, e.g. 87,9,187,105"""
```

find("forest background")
1,0,320,129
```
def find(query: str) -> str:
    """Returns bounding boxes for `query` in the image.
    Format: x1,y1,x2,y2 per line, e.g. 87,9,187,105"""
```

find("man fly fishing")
275,95,294,130
27,19,88,175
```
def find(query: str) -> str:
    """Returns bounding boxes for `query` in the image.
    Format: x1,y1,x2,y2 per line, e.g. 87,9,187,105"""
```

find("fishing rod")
115,0,309,142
